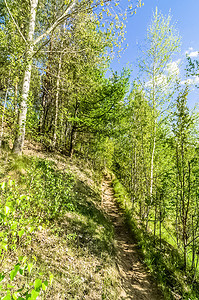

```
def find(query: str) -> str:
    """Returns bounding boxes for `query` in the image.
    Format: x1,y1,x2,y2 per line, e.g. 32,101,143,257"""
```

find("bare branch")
4,0,27,44
33,0,77,46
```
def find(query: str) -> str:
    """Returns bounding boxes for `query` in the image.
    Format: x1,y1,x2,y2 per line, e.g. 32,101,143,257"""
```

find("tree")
138,8,180,227
172,85,199,270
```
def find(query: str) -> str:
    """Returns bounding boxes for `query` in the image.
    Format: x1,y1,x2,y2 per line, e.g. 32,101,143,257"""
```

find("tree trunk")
146,58,156,230
154,191,157,240
14,78,19,119
52,46,63,148
0,84,9,149
69,124,78,158
69,100,78,158
12,0,38,155
191,215,195,271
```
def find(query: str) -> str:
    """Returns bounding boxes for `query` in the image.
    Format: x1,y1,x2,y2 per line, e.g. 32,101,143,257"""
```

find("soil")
102,178,165,300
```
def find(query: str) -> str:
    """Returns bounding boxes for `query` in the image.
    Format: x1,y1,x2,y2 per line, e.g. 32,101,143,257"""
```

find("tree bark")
12,0,38,154
52,42,63,148
0,84,9,149
14,78,19,119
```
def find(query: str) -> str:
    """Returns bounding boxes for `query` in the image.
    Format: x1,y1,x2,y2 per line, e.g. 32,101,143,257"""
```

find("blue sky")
110,0,199,108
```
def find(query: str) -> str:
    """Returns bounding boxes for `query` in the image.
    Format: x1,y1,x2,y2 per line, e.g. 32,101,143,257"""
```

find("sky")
110,0,199,109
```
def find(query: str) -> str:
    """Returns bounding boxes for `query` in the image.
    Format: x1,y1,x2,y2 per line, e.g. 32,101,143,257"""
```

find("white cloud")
167,60,180,76
181,76,199,85
146,74,167,91
185,48,199,58
188,51,199,58
146,61,180,90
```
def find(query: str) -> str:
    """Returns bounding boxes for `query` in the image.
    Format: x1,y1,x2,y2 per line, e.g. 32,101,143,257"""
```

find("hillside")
0,144,163,300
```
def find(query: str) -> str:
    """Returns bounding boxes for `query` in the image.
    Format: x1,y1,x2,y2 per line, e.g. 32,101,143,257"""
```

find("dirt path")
102,179,164,300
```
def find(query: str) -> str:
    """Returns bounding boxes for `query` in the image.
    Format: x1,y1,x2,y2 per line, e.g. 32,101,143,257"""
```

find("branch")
33,0,77,46
4,0,27,44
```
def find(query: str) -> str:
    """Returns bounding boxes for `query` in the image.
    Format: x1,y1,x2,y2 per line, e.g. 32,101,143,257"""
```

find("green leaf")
0,273,5,282
16,287,24,292
11,222,18,230
18,256,24,262
28,227,34,233
49,273,53,285
8,180,13,186
10,264,20,281
4,206,10,215
22,256,27,263
30,289,39,300
18,229,25,238
7,284,15,288
28,263,33,274
19,268,23,275
12,292,18,300
1,182,6,190
2,291,11,300
2,296,11,300
42,280,48,291
1,242,8,251
34,279,42,291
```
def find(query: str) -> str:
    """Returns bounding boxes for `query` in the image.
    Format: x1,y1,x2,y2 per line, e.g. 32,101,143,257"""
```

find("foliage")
0,155,75,298
0,179,53,299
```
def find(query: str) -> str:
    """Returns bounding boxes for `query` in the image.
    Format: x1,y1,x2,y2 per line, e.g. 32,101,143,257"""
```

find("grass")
112,177,199,300
0,150,122,299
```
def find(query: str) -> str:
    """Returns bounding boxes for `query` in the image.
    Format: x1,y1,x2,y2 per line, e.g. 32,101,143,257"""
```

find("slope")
0,143,164,299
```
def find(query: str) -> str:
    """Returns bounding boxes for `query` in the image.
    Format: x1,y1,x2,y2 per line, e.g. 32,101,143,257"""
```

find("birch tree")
138,8,180,226
11,0,78,154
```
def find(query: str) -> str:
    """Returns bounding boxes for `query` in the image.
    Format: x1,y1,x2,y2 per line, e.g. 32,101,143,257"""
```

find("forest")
0,0,199,299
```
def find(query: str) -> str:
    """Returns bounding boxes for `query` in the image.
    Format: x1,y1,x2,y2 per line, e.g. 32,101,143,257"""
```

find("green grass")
0,151,122,299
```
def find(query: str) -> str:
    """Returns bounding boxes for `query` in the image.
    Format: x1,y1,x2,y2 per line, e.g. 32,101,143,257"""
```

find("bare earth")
102,178,165,300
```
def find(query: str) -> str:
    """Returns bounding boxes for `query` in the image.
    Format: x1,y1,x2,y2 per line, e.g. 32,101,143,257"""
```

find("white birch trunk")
12,0,77,154
146,57,156,228
150,118,156,199
0,86,9,149
12,0,38,154
14,78,19,119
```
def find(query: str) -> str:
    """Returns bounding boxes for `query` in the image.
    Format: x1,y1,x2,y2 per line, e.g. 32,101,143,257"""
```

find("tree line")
0,0,140,155
112,10,199,275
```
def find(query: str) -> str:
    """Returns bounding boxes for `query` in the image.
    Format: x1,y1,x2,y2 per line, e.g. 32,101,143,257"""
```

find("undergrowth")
0,151,120,299
112,177,199,300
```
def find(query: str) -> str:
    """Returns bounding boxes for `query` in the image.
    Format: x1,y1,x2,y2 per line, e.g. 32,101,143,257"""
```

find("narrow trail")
102,178,164,300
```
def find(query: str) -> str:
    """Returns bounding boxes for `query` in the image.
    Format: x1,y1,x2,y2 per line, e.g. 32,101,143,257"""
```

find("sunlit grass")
0,152,121,299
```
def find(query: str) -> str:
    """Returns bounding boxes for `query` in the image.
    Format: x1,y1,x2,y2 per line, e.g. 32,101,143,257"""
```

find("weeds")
0,152,121,299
